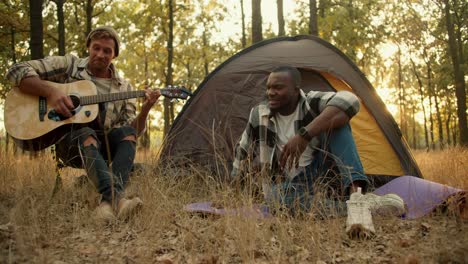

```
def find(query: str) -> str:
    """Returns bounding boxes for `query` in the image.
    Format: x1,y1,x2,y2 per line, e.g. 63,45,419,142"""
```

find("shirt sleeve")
113,81,138,129
6,54,77,86
307,90,360,118
231,108,258,178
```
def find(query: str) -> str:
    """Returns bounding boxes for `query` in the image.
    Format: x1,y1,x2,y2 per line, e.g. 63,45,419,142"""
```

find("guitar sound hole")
70,95,81,109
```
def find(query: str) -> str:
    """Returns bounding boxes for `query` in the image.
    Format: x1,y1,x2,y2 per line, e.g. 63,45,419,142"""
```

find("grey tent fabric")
160,35,422,185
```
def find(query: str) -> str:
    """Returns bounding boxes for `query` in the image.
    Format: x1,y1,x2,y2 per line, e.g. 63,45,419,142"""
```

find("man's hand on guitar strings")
48,87,74,118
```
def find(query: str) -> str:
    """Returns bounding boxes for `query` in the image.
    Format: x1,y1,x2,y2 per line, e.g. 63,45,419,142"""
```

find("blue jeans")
56,126,137,204
265,124,368,216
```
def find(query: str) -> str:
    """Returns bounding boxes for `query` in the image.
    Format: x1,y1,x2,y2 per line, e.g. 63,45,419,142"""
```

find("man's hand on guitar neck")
131,88,161,135
19,76,74,117
141,88,161,113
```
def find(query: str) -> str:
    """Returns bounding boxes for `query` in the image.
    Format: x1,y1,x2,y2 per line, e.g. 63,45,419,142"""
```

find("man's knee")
83,135,98,147
75,127,100,148
122,134,137,143
108,126,137,144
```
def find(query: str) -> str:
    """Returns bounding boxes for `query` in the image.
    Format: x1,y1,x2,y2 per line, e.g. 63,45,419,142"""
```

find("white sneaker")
359,192,406,217
95,202,116,224
346,187,375,239
117,197,143,220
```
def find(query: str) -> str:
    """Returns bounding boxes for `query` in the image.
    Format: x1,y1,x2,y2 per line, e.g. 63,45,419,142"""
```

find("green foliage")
0,0,29,98
0,0,464,147
290,0,388,74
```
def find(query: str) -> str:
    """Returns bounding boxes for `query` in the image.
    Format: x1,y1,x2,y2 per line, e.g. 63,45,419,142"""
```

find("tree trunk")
240,0,246,48
425,63,435,150
318,0,326,18
428,95,435,150
397,47,407,140
80,0,94,56
29,0,44,59
169,103,175,128
140,51,150,148
434,88,444,149
277,0,285,36
202,28,209,76
445,90,455,146
86,0,93,37
309,0,318,36
423,48,438,149
410,58,429,150
445,111,452,146
164,0,175,138
11,27,16,63
452,118,458,145
251,0,262,44
412,106,418,149
53,0,66,55
444,0,468,146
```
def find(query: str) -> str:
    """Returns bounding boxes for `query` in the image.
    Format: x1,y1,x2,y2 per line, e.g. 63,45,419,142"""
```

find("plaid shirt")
6,54,137,130
231,89,360,179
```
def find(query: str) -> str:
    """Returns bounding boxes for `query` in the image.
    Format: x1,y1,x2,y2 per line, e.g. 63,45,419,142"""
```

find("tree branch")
92,0,113,17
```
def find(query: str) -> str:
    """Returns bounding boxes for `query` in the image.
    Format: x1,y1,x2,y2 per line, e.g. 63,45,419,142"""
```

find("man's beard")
89,60,109,73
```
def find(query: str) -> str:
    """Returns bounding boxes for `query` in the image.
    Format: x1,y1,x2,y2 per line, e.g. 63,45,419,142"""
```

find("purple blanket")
374,176,465,219
184,202,271,219
185,176,465,219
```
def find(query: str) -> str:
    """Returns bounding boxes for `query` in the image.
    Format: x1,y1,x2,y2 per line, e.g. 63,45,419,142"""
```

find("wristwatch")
298,127,312,141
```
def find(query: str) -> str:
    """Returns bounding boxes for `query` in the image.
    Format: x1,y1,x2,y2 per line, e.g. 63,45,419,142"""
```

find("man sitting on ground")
231,66,405,237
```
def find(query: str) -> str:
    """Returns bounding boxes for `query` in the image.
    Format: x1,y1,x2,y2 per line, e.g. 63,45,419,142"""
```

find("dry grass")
0,147,467,263
412,147,468,190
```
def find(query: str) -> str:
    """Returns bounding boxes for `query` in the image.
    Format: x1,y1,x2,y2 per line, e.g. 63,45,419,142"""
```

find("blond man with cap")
6,26,160,222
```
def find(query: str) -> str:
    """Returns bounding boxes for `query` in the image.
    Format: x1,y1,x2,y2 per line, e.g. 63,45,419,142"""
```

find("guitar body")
4,79,191,151
5,80,99,151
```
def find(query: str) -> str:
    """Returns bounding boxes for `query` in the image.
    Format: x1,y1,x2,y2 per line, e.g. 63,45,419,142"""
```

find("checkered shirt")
6,54,137,130
231,89,360,179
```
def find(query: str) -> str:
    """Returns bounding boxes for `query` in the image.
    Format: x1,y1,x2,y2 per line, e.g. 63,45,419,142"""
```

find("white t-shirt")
94,77,113,94
274,104,314,179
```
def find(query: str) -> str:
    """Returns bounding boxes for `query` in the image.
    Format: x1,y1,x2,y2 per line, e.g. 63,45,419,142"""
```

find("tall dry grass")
0,148,332,263
0,146,466,263
412,146,468,190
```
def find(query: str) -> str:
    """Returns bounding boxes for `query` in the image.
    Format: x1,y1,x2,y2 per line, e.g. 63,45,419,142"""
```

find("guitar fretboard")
80,90,146,105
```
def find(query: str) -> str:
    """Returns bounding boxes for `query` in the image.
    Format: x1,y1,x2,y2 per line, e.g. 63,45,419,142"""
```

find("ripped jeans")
55,126,136,204
264,124,369,216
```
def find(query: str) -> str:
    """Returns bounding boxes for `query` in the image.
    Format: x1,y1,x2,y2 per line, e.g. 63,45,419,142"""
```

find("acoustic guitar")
4,80,191,151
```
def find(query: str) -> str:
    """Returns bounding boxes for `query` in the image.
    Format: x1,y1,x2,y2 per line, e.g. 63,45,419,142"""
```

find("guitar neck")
80,90,146,105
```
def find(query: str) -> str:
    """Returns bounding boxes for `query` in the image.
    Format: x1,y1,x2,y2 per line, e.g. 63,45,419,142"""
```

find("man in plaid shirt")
231,66,369,215
6,26,160,223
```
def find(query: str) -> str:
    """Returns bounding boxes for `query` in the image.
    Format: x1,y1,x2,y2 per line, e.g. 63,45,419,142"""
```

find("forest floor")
0,147,467,263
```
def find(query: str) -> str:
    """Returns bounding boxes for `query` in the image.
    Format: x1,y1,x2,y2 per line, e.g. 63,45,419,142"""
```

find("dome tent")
160,35,423,187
